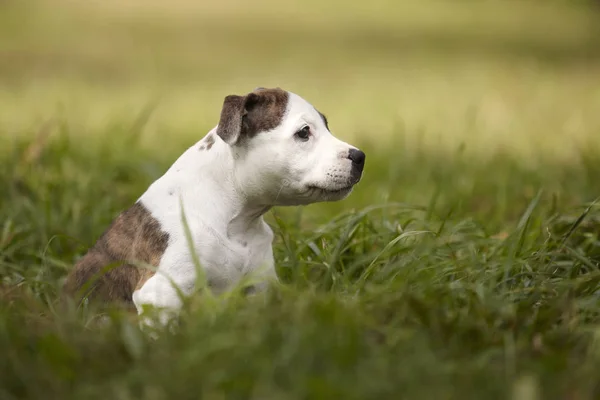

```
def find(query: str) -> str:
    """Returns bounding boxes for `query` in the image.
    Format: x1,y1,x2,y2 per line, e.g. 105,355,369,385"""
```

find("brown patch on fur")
198,134,216,151
216,87,289,145
205,134,215,150
135,268,156,291
64,201,169,305
243,88,289,137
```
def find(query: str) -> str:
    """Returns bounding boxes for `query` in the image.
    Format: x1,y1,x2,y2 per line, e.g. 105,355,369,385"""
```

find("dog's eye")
295,126,311,141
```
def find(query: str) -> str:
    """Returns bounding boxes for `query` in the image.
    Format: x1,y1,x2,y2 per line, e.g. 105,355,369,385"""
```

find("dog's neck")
190,133,271,239
227,204,271,239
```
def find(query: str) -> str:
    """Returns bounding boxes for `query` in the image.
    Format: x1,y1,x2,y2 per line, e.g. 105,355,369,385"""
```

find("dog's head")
216,87,365,206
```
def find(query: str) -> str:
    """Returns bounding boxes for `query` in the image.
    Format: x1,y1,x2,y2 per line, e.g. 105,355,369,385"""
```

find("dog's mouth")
307,184,354,195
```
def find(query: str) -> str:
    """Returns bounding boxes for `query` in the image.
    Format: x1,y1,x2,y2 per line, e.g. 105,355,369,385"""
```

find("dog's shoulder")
100,201,170,263
64,201,170,302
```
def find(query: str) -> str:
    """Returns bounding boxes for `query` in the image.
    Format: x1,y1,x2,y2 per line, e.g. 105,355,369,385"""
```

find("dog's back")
64,201,169,305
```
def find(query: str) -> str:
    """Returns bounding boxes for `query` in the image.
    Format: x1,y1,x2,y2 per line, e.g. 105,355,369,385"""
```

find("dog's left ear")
216,94,247,145
216,93,263,145
216,88,288,146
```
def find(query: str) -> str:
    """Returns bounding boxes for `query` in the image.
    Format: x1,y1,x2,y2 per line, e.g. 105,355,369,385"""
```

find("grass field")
2,0,600,398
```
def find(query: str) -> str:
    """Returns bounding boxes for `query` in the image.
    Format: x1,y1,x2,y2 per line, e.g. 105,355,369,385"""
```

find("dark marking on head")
317,110,329,130
168,189,174,196
205,134,215,150
199,133,216,151
216,87,289,146
63,201,169,305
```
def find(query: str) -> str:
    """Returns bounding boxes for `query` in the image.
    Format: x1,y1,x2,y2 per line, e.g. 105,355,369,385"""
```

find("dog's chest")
139,151,274,292
194,225,272,291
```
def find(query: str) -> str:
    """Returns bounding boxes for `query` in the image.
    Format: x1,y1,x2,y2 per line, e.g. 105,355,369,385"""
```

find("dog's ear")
216,88,288,146
216,94,247,145
215,92,267,145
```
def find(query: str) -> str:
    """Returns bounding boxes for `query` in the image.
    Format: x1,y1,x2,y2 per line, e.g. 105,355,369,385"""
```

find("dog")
64,87,365,324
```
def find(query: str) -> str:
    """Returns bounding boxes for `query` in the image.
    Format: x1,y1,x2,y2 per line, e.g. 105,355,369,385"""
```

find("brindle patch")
243,88,289,137
64,201,169,305
198,134,216,151
216,87,289,145
205,134,215,150
136,268,156,291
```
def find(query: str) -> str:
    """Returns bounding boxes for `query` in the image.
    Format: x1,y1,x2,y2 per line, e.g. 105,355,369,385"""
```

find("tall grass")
1,0,600,398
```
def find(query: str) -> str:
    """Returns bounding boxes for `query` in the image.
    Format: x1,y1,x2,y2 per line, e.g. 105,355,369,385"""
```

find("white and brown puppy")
65,87,365,322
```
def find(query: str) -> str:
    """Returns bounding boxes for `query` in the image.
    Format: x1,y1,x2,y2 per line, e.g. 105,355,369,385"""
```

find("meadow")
1,0,600,398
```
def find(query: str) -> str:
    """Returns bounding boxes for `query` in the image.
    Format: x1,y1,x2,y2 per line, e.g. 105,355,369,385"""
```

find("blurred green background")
2,0,600,218
2,1,600,399
2,0,599,159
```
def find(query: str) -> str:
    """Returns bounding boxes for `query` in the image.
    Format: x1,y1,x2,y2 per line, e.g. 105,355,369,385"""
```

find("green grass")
2,0,600,399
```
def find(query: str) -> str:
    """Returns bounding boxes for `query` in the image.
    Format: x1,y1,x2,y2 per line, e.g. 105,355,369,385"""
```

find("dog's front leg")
132,269,195,330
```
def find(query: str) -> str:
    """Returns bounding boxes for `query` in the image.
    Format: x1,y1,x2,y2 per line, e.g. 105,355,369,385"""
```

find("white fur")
132,91,363,324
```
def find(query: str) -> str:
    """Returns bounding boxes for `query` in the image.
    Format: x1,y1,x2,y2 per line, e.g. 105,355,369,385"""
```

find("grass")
2,0,600,398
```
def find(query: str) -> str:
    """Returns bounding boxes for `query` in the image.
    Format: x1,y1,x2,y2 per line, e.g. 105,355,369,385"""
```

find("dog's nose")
348,149,366,172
